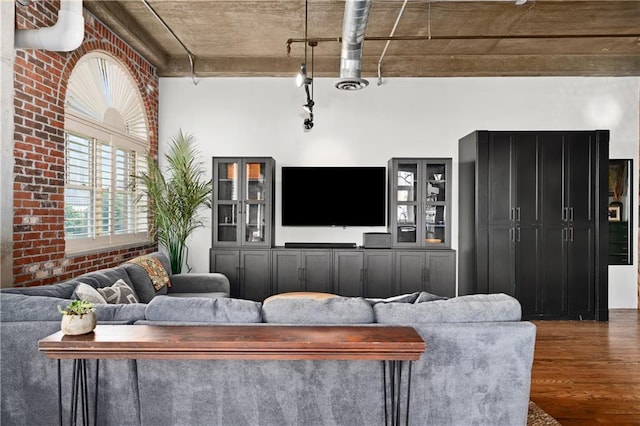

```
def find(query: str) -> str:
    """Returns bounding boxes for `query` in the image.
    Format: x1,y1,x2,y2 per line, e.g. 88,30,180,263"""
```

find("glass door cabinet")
212,157,275,247
388,158,452,248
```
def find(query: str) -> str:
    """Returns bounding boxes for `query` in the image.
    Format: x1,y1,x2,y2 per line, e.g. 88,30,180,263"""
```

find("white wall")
159,76,640,309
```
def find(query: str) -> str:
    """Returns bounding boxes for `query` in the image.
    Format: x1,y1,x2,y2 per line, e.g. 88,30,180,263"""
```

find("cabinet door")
539,135,564,226
364,251,394,298
487,224,515,295
210,249,241,298
271,250,302,294
333,251,364,297
514,226,541,318
565,135,594,224
241,250,271,301
391,160,420,246
425,251,456,297
242,159,273,247
566,225,595,319
213,159,242,245
513,134,539,226
539,226,566,318
302,251,333,293
487,134,514,224
394,251,426,294
424,160,451,247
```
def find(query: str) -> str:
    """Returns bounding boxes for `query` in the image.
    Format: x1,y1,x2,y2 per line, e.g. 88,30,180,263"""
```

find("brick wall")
13,1,159,287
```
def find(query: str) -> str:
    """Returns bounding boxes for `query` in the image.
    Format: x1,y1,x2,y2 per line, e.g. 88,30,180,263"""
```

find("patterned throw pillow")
126,255,170,291
73,283,107,304
97,279,140,304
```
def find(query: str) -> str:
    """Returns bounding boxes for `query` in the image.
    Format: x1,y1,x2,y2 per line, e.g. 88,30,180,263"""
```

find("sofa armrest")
168,273,230,296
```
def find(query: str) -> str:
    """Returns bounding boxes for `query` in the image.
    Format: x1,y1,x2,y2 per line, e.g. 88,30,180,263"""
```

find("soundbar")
284,242,357,249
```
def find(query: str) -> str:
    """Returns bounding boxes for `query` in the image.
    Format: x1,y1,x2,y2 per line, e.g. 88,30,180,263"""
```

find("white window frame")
65,112,151,254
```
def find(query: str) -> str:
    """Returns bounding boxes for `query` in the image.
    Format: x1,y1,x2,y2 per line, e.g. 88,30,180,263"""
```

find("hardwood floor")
530,309,640,425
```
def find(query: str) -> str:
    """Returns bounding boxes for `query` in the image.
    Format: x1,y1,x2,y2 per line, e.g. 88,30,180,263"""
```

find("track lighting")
303,114,314,131
302,99,314,114
296,63,311,87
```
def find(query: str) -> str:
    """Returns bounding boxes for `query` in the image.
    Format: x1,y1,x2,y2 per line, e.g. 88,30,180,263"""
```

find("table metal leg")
56,359,99,426
383,360,413,426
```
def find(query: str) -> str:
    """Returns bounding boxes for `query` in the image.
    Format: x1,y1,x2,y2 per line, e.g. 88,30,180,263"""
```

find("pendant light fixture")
297,0,315,130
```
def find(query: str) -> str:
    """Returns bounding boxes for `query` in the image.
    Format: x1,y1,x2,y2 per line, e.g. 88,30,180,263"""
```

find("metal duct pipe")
15,0,84,52
335,0,372,91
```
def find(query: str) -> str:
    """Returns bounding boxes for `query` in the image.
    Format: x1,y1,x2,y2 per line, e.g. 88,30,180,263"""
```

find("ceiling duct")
335,0,372,91
15,0,84,52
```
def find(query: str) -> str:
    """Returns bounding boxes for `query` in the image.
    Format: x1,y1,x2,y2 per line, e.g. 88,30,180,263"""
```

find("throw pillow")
263,291,339,305
365,292,420,305
97,279,139,304
414,291,449,303
73,283,107,305
126,255,170,291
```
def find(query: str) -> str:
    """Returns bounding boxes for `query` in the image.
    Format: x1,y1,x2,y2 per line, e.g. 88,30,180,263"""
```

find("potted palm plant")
135,129,212,273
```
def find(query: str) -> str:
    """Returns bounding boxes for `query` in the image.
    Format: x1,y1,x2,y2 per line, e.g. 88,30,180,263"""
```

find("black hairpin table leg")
383,360,414,426
56,359,99,426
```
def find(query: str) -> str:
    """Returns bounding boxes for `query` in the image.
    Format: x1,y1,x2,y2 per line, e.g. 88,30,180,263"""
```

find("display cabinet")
388,158,452,248
212,157,275,247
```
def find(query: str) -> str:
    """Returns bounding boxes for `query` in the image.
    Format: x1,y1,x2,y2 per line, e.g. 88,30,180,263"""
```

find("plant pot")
61,311,97,335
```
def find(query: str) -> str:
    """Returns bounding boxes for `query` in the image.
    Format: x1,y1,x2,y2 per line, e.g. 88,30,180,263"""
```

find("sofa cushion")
73,283,107,304
262,296,374,324
96,279,139,304
0,293,71,322
145,296,263,323
166,292,228,300
374,293,522,324
0,280,78,299
93,303,147,323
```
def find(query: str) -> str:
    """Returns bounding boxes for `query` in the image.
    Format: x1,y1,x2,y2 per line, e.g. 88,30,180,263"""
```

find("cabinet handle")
297,268,302,281
562,228,568,242
516,227,521,242
569,227,574,242
515,207,521,222
569,207,574,222
562,207,567,222
510,208,515,221
510,228,515,242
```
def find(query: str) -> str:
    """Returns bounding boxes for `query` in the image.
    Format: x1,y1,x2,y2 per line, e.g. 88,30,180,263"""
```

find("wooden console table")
39,325,425,426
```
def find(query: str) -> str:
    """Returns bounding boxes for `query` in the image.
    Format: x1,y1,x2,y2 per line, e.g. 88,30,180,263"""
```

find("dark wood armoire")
458,130,609,321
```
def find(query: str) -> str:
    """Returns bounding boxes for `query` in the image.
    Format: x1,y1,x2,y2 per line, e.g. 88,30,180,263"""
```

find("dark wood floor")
530,309,640,425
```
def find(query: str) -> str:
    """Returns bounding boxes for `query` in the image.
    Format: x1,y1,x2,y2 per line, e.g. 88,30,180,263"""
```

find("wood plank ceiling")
83,0,640,78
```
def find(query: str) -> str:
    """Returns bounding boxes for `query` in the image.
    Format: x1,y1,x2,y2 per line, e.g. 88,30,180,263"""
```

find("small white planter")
60,311,97,335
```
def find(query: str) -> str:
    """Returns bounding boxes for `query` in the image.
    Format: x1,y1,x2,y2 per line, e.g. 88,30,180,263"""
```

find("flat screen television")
281,166,386,226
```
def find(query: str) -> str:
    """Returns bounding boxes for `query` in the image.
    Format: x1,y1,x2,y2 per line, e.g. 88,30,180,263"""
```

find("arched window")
64,52,150,254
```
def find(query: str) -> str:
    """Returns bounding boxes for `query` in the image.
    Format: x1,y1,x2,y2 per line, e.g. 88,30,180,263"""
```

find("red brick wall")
13,1,159,287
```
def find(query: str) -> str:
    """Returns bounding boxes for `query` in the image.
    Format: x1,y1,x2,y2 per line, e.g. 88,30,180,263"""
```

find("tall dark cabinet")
459,130,609,321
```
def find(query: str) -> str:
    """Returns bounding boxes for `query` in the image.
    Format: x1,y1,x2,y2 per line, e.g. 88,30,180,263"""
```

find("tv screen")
281,166,386,226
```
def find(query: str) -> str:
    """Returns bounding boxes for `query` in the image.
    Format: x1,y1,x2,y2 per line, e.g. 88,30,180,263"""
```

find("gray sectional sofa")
1,254,536,426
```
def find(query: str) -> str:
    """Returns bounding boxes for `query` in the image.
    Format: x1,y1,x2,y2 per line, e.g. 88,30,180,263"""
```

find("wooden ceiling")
83,0,640,78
